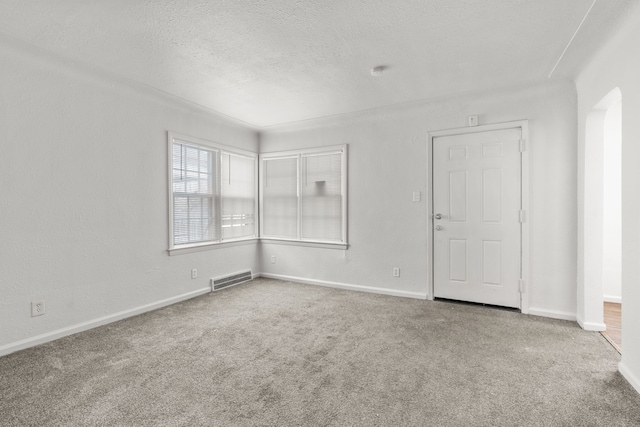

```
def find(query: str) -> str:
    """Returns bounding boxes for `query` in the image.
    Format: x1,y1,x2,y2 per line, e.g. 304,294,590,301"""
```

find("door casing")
426,120,530,314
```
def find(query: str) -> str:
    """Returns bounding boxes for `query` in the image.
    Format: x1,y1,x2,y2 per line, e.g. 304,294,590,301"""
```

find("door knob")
434,213,443,220
435,225,443,231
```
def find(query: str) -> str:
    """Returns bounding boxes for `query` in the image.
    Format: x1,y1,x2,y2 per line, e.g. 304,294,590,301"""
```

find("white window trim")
167,131,258,252
259,238,348,250
168,238,258,256
259,144,348,246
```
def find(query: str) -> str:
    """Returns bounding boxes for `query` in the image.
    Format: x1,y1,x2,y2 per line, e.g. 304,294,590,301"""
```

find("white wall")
260,80,578,319
576,4,640,394
0,36,260,355
0,35,579,357
603,101,622,302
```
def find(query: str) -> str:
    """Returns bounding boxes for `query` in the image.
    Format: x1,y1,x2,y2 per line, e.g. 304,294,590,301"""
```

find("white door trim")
426,120,530,314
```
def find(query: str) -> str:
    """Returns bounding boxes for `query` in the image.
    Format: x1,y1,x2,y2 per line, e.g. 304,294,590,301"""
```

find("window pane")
172,172,186,193
172,144,182,171
262,157,298,239
185,146,199,171
301,153,342,242
173,196,189,245
171,141,218,246
185,171,199,193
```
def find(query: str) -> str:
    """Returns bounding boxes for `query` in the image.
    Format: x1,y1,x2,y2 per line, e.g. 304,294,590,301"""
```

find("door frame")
426,120,530,314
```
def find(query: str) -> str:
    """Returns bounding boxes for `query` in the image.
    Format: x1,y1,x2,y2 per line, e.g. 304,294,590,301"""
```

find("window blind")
262,157,299,239
300,152,342,242
260,145,347,245
172,142,218,245
221,152,256,240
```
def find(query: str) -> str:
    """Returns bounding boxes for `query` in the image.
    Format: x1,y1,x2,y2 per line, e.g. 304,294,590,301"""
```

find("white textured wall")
0,37,259,354
576,4,640,394
0,34,582,361
260,80,578,318
602,101,622,302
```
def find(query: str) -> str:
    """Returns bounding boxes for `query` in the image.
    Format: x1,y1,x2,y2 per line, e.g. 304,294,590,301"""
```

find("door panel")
449,171,467,221
449,239,468,282
433,128,522,308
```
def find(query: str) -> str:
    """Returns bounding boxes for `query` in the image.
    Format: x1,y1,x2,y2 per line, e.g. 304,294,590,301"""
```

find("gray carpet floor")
1,278,639,426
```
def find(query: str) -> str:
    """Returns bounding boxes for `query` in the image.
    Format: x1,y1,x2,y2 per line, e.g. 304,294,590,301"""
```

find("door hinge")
519,279,526,293
519,139,526,152
519,210,526,223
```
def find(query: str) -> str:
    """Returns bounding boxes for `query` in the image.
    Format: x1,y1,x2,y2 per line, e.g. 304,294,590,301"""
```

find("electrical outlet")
271,255,276,264
393,267,400,277
191,268,198,279
413,191,421,202
31,300,45,317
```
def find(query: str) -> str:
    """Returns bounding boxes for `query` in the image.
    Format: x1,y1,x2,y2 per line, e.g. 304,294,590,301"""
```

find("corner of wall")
619,361,640,395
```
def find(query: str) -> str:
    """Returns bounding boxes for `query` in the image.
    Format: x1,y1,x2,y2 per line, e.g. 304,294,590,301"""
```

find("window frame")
259,144,348,248
168,132,258,253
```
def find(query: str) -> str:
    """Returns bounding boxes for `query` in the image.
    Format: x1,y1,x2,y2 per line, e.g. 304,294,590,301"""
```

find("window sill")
168,238,259,256
259,238,348,250
168,237,348,256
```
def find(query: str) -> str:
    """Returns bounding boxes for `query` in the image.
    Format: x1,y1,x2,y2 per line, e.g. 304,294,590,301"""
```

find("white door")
433,128,522,308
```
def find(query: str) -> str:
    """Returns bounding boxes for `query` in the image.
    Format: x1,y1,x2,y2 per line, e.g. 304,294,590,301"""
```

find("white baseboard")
577,319,607,331
528,307,577,322
603,295,622,303
619,361,640,395
258,273,428,300
576,313,607,331
0,287,211,358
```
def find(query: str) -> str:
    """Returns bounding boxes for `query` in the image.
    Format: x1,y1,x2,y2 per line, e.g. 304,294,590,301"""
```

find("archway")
578,87,622,333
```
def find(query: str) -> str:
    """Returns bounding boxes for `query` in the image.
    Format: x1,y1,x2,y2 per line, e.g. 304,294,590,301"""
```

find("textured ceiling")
0,0,636,128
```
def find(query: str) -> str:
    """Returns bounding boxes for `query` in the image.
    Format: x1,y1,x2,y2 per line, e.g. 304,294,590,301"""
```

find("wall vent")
211,270,252,291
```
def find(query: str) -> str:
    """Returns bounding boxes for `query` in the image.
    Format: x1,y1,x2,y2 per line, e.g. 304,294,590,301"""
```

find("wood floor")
602,302,621,353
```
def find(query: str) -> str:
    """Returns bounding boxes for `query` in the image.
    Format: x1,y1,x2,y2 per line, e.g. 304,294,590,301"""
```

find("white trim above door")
426,120,530,313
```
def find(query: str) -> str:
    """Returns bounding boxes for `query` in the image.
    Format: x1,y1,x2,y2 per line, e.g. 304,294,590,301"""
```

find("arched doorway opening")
579,87,622,351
